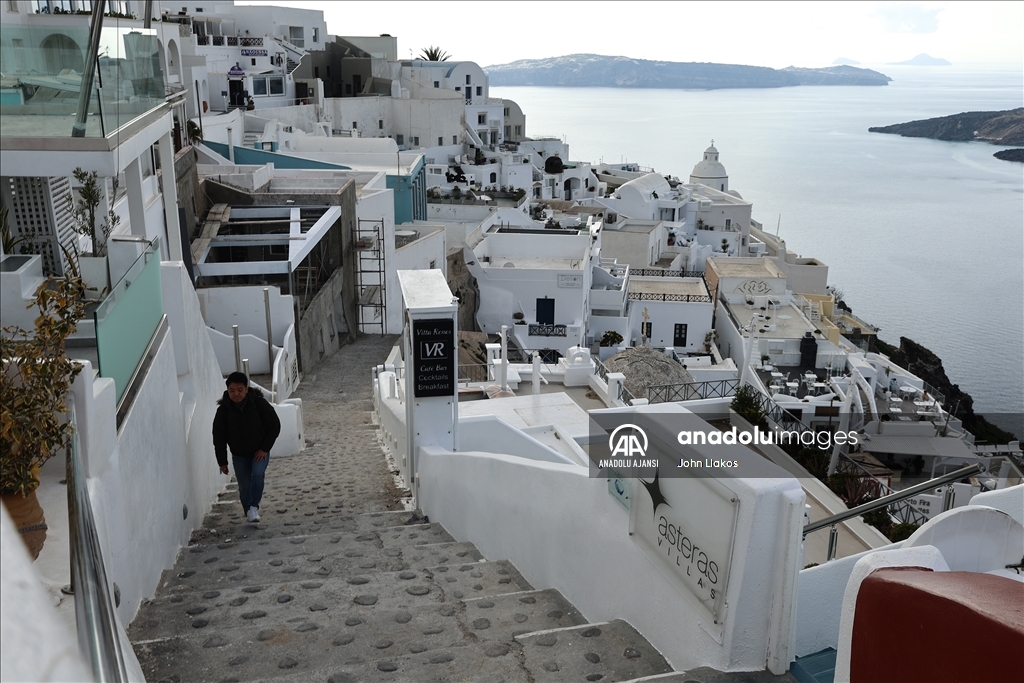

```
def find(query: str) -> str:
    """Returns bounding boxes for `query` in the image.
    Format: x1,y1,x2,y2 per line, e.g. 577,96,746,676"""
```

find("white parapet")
417,402,806,674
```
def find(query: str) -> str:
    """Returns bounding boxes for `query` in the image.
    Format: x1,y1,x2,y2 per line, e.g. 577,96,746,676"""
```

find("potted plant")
703,329,717,352
69,167,120,299
1,276,86,558
599,330,623,347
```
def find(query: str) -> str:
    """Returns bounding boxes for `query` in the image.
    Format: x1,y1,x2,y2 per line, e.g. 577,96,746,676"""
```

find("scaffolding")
355,218,386,334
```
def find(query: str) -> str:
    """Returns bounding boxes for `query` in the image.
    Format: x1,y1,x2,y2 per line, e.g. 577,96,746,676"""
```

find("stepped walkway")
129,335,795,683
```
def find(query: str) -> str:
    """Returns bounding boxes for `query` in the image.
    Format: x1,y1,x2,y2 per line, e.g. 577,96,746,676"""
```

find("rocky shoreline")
869,108,1024,146
872,336,1017,444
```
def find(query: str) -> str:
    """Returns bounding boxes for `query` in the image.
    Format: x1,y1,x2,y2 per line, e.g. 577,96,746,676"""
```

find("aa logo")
609,424,648,459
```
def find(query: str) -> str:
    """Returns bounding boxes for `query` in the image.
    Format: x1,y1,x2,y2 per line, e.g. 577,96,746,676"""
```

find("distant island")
833,57,860,66
484,54,892,89
886,53,951,66
993,149,1024,162
869,108,1024,146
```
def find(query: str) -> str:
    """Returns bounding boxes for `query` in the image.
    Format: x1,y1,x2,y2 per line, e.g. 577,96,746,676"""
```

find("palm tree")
419,46,450,62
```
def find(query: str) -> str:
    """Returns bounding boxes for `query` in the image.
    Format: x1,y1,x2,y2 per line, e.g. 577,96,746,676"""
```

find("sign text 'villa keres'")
412,318,455,398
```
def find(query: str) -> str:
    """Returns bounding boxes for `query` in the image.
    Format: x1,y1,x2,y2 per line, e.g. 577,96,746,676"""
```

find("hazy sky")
237,1,1023,68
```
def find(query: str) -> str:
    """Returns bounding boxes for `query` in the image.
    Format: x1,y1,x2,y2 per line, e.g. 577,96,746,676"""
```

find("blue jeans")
232,454,269,514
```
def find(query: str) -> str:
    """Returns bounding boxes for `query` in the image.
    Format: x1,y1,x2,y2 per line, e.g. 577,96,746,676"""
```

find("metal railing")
630,268,705,278
627,292,712,303
835,455,929,526
528,323,567,337
240,37,264,47
618,382,635,406
749,383,811,433
803,463,984,561
595,358,610,384
458,364,489,383
68,402,129,682
648,378,739,403
506,348,561,364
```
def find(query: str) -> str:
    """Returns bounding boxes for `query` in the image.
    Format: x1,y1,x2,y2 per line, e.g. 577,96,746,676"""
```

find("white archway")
167,38,180,79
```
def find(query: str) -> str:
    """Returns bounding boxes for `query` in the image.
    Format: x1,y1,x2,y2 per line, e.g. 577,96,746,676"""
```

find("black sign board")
412,318,455,398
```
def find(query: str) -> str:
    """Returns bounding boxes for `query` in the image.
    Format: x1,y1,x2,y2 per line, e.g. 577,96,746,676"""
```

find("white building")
690,140,729,192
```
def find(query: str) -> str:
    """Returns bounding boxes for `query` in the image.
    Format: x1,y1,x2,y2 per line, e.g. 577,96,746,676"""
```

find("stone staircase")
127,336,796,683
130,496,673,682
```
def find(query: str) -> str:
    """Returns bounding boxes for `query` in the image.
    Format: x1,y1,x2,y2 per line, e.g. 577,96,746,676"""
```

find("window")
476,86,482,96
312,27,318,43
412,137,419,146
269,76,284,95
396,134,404,145
438,136,443,146
489,172,496,183
252,58,257,66
477,113,487,125
378,119,383,130
288,26,304,48
725,218,731,228
433,81,439,88
455,87,460,92
429,167,443,175
314,66,319,78
465,74,471,85
8,1,20,12
642,322,652,340
453,135,457,145
504,107,509,116
353,122,358,129
505,126,511,138
515,125,522,136
251,77,268,96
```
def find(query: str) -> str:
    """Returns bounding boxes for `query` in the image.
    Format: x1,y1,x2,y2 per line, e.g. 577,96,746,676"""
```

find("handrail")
803,463,984,536
648,378,738,403
68,402,130,682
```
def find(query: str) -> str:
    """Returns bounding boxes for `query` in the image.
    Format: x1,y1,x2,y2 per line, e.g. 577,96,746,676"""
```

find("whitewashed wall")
69,264,229,631
198,285,294,345
627,298,713,351
0,507,95,683
417,439,805,673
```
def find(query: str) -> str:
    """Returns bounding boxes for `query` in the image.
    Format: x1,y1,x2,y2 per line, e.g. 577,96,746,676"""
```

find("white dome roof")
690,140,727,180
618,172,671,200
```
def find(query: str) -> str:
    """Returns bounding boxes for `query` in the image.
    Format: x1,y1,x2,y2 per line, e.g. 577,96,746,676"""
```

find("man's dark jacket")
213,388,282,467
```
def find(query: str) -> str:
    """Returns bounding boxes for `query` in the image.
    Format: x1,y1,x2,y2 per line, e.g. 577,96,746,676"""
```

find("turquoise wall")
202,142,350,170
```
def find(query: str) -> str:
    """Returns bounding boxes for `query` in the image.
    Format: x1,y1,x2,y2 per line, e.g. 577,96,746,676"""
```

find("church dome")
690,140,729,190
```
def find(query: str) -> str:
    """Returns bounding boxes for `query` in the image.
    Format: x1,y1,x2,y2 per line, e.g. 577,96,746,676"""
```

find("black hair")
225,371,249,387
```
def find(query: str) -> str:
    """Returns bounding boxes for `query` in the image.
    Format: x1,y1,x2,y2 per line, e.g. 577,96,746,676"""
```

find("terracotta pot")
2,490,47,560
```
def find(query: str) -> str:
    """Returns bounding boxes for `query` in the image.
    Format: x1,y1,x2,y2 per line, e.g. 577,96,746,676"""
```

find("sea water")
493,64,1024,435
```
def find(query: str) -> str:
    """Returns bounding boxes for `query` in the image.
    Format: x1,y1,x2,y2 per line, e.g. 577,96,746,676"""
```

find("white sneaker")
246,506,260,523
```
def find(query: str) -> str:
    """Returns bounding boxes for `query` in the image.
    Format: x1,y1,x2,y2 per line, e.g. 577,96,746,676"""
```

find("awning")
862,435,976,459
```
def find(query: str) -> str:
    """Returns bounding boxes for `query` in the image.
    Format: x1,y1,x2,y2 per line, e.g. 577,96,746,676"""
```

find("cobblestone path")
129,335,790,682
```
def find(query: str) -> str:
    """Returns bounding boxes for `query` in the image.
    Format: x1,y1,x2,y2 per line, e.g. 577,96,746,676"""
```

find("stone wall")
173,146,202,240
297,267,348,373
